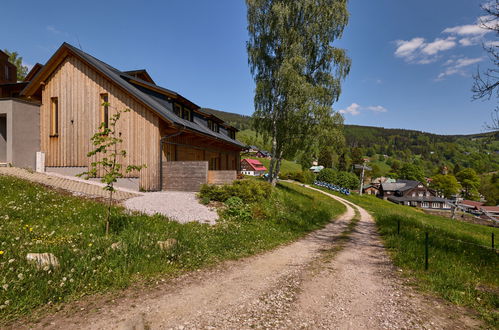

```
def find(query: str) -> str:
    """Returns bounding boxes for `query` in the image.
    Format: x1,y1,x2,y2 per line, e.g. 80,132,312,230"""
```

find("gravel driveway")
123,191,219,225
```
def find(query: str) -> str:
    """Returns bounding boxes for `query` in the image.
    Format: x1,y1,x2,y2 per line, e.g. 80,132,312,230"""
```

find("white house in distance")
241,158,267,176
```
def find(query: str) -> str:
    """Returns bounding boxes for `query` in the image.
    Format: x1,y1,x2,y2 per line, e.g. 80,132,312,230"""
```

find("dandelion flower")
0,251,4,255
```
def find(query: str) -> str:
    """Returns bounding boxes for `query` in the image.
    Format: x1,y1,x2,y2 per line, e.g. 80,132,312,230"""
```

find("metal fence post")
492,233,495,250
397,219,400,235
425,232,429,271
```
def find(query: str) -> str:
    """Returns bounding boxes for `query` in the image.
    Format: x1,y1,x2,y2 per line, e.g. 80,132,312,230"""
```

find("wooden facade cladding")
40,56,161,190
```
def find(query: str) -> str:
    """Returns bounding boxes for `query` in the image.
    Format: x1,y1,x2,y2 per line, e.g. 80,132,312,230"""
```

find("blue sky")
1,0,496,134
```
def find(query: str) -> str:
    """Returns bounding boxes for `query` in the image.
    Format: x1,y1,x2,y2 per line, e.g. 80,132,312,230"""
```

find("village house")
240,158,267,176
21,42,245,191
0,50,40,169
379,180,452,209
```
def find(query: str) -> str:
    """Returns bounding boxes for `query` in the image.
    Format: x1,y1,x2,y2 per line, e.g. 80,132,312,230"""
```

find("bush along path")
10,182,484,329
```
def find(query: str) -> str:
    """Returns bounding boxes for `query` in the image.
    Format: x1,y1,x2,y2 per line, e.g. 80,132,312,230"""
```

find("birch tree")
246,0,351,185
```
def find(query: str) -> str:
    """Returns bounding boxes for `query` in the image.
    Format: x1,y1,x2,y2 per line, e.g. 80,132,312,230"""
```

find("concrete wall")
162,161,208,191
0,99,40,168
0,115,6,162
208,170,237,185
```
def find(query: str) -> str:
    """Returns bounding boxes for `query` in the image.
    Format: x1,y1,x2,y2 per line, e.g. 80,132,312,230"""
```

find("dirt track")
18,186,482,329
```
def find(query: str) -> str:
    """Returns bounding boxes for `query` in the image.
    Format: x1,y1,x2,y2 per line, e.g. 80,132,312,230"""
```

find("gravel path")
124,191,219,225
14,185,482,329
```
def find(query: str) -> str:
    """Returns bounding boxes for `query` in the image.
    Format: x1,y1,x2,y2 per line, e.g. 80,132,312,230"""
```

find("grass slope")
242,156,302,174
0,176,344,323
315,187,498,325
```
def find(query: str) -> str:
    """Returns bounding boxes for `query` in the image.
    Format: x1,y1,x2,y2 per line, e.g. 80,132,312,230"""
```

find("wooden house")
241,158,267,176
380,180,452,209
21,43,245,191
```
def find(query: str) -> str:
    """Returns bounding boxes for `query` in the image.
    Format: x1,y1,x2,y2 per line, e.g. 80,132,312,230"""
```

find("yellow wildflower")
0,251,4,255
29,227,33,232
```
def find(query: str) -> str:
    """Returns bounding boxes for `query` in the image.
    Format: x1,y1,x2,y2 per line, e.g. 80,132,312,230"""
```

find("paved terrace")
0,167,139,201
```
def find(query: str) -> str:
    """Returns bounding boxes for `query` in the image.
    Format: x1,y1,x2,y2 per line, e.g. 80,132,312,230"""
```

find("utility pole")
355,160,371,196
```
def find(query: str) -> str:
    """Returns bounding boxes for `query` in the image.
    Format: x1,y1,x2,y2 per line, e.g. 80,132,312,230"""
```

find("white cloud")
365,105,388,113
436,57,483,80
46,25,68,36
443,24,490,36
394,37,457,63
422,37,456,55
395,37,426,58
339,103,361,115
339,103,388,116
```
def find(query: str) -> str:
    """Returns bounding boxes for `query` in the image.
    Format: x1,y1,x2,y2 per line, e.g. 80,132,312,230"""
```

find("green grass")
243,156,303,174
0,176,345,323
315,186,498,326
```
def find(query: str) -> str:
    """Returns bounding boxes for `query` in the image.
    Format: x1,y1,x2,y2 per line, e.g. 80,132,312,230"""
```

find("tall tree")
430,174,461,199
3,49,28,81
246,0,351,185
472,0,498,130
456,168,481,200
398,163,426,183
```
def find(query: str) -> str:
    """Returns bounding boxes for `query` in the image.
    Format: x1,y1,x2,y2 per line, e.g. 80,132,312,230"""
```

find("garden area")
0,175,345,323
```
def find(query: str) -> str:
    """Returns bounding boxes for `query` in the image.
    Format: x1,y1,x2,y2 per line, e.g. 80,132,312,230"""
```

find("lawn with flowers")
0,176,345,323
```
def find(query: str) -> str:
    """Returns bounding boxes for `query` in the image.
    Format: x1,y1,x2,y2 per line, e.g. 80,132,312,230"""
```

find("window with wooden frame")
100,93,109,129
181,107,192,121
228,129,236,139
50,97,59,137
174,104,182,117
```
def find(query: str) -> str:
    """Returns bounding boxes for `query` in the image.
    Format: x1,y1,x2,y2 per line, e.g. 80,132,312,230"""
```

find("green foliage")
479,174,499,205
0,176,345,322
430,174,461,198
456,168,481,200
3,49,28,81
78,107,145,235
398,163,426,182
246,0,350,184
199,180,272,203
316,168,358,189
316,168,337,183
223,197,252,222
284,170,316,184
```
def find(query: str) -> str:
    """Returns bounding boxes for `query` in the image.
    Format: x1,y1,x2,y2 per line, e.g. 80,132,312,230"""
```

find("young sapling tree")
78,105,145,235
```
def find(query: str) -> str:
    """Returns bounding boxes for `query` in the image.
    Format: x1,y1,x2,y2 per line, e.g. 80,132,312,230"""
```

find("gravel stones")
124,191,218,225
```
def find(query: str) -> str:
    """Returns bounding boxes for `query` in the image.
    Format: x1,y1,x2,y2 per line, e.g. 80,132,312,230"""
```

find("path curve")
16,185,481,329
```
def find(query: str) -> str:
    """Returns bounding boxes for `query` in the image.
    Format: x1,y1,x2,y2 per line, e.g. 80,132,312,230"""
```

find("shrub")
316,168,337,183
199,180,272,203
223,196,252,221
286,170,315,184
315,169,358,189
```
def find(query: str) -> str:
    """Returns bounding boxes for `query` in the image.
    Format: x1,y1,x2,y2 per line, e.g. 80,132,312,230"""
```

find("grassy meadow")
0,176,344,323
315,186,498,325
243,156,302,174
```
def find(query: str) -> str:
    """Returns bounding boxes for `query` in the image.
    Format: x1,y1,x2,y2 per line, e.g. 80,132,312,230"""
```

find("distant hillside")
203,108,252,130
203,108,497,145
204,108,499,176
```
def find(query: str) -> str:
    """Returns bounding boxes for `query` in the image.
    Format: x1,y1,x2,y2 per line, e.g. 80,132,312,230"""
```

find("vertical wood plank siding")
40,56,161,190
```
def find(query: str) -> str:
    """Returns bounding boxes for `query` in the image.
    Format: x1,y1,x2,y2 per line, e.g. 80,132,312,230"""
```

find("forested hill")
203,108,497,148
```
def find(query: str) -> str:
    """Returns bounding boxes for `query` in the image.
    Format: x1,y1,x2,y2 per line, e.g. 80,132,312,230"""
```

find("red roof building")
241,158,267,176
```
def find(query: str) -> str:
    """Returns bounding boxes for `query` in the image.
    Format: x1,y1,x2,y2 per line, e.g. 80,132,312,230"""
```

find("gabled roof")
21,42,245,148
382,180,420,192
24,63,43,82
123,69,155,84
243,158,267,171
460,200,484,208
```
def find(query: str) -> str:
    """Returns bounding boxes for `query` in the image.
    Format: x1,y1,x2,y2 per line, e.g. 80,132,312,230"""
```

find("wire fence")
394,218,497,270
